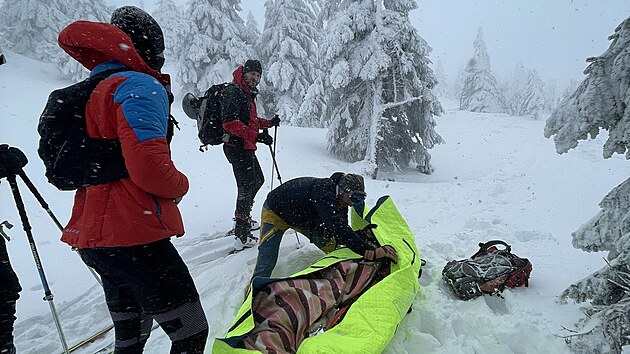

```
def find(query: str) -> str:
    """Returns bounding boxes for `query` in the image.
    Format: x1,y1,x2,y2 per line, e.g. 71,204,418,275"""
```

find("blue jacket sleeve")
112,72,188,198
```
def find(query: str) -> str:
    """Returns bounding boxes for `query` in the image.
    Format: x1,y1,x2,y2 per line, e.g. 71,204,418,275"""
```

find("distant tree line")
435,26,576,120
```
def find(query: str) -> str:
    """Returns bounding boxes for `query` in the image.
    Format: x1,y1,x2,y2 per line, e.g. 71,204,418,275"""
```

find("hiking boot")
234,214,260,234
235,216,251,236
233,235,258,251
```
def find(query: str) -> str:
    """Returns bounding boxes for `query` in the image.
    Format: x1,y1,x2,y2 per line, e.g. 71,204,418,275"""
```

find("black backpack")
182,82,232,149
37,69,130,191
442,240,532,300
38,69,178,191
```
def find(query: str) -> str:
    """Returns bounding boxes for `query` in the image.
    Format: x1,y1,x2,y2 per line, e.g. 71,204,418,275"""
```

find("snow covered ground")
2,51,629,353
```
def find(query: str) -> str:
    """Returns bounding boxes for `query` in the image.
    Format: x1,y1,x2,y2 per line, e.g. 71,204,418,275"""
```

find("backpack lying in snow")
37,69,129,191
182,83,232,149
442,240,532,300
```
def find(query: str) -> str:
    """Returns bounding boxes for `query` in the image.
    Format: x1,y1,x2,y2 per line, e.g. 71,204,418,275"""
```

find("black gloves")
270,115,281,127
355,224,378,242
364,245,398,264
256,131,273,145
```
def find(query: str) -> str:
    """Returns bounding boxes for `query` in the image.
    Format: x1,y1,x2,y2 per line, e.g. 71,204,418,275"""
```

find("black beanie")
243,59,262,75
111,6,165,71
339,174,365,193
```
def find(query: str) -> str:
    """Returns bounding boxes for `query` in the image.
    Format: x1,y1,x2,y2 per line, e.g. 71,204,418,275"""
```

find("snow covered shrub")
546,16,630,354
504,64,546,119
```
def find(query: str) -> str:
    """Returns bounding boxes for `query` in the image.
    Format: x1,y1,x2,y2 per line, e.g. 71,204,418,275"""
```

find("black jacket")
266,173,373,255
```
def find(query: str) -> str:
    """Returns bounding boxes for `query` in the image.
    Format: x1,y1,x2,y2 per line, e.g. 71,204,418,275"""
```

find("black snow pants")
223,145,264,219
78,239,208,354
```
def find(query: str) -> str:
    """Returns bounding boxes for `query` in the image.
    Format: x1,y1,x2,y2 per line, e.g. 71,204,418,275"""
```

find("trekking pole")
265,128,301,246
16,170,63,229
5,172,70,354
17,170,102,286
266,128,282,188
270,125,277,190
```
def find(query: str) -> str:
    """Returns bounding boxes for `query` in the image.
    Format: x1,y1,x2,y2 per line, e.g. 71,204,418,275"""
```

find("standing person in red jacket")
222,60,280,250
53,6,208,353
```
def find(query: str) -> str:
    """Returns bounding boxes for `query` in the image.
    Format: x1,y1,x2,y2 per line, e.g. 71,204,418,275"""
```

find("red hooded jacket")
221,66,273,150
57,21,188,248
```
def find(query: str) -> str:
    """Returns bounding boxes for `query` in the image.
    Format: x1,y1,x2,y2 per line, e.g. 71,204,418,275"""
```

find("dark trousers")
78,239,208,354
223,145,264,219
253,202,336,279
0,238,20,354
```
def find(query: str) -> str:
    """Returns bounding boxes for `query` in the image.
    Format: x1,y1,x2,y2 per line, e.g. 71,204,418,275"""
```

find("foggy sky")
109,0,630,88
412,0,630,87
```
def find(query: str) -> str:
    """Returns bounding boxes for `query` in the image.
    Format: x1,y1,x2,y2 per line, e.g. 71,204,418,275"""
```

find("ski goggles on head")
349,190,367,203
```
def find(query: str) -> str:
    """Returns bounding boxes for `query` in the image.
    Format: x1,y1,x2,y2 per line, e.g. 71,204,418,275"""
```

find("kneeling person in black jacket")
252,172,397,279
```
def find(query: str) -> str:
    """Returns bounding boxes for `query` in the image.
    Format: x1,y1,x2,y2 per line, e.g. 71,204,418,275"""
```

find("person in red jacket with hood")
53,6,208,353
222,60,280,250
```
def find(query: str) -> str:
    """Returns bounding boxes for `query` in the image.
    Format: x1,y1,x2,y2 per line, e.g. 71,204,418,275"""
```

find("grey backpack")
442,240,532,300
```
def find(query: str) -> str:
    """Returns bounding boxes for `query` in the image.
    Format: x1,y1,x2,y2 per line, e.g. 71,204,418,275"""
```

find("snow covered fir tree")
257,0,319,123
433,60,451,98
545,16,630,354
316,0,443,177
53,0,112,80
293,0,328,128
0,0,69,61
460,27,507,113
0,0,110,80
176,0,256,94
153,0,190,65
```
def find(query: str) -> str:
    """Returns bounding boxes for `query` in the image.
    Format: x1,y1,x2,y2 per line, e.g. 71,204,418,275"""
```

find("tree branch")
378,95,423,113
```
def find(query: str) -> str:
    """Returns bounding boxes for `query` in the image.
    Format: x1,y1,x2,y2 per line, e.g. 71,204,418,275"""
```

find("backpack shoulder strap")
200,82,234,99
86,67,128,84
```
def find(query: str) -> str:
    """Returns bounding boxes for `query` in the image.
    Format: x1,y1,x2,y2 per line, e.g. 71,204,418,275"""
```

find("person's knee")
259,227,284,246
0,289,19,303
254,174,264,192
110,310,151,352
154,300,208,344
254,232,284,278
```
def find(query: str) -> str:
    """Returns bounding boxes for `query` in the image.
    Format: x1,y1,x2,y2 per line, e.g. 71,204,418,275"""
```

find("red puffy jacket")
57,21,188,248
